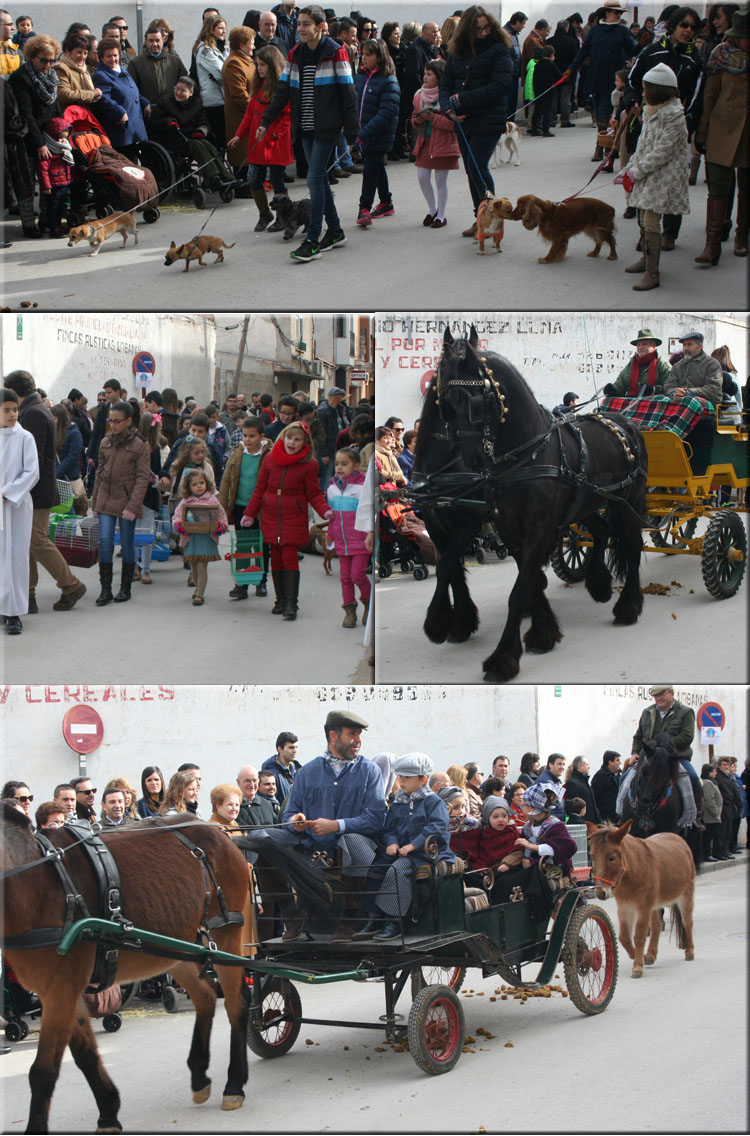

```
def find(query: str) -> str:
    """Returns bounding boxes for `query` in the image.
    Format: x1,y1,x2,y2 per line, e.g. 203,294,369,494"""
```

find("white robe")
1,422,40,616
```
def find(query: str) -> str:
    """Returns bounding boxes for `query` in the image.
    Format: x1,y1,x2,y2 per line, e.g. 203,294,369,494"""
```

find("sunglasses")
678,21,697,29
77,787,97,794
15,794,33,803
37,57,55,64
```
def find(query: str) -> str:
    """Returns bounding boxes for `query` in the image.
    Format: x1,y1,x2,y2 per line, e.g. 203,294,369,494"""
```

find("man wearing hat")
354,752,454,941
604,329,671,398
665,333,723,406
316,386,350,491
273,710,384,940
631,685,701,791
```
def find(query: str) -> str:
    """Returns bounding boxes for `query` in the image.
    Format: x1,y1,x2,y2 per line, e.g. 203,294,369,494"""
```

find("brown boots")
631,232,661,291
695,198,726,266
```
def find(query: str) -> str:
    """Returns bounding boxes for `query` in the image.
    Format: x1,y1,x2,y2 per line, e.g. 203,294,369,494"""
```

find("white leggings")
417,167,450,221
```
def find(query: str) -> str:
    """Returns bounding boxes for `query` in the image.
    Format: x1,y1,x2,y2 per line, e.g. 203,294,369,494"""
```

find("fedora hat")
631,328,662,346
726,8,749,37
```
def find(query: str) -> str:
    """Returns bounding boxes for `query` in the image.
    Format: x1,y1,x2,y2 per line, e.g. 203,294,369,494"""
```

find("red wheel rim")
577,915,615,1004
260,991,293,1046
423,997,461,1064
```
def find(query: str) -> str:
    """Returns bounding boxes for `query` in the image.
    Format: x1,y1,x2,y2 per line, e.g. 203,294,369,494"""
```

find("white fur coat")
629,99,690,216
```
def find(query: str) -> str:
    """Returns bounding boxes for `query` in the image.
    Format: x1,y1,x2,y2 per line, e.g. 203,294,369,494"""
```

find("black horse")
620,733,703,866
412,326,648,682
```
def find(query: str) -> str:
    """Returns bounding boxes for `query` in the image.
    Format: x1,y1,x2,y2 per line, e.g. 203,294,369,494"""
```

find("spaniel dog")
511,194,617,263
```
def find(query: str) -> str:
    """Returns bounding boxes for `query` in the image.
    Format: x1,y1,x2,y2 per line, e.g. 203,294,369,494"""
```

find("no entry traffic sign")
696,702,725,730
132,350,156,391
62,706,104,755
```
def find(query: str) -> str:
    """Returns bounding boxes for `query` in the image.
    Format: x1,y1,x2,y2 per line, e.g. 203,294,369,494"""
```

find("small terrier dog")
270,194,311,240
164,235,236,272
490,120,522,168
67,212,138,256
475,195,513,254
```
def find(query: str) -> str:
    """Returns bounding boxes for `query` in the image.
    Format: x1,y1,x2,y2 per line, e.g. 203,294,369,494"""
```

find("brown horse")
586,819,695,979
1,803,253,1134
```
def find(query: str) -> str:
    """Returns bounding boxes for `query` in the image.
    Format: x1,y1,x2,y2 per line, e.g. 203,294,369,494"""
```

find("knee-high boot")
252,188,274,232
282,569,299,620
632,231,660,290
96,562,114,606
271,569,285,614
625,226,647,272
695,198,726,266
114,562,135,603
734,186,748,256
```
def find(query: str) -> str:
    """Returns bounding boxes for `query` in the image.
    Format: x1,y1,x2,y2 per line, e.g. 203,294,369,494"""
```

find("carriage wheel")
700,511,747,599
550,526,592,583
407,985,464,1075
562,904,618,1014
246,978,301,1059
410,965,466,999
136,139,175,204
650,514,699,549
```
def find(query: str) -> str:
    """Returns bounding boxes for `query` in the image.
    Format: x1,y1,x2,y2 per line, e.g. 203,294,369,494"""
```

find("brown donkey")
586,819,695,978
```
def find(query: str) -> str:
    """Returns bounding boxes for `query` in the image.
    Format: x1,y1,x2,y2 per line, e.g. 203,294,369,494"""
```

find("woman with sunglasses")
2,781,33,818
627,6,705,249
7,34,63,237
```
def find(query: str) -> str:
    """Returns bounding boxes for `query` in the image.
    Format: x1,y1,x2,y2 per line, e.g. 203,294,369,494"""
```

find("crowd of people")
2,4,746,272
0,373,375,632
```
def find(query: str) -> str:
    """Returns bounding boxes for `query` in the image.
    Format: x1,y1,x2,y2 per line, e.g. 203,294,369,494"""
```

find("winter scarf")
111,426,138,447
24,57,59,104
707,39,749,74
42,125,74,164
416,82,440,137
628,348,658,394
270,437,313,466
391,784,433,806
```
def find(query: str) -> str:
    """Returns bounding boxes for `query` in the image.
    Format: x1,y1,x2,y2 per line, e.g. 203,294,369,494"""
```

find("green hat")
324,710,369,731
631,328,662,346
649,685,673,695
725,8,749,38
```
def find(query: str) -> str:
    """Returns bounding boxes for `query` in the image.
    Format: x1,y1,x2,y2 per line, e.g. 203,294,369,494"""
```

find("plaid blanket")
601,395,713,438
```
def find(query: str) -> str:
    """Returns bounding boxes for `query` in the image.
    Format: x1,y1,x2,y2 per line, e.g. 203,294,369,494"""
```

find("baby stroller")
468,522,508,563
2,956,42,1042
63,104,171,227
148,120,238,210
378,494,432,580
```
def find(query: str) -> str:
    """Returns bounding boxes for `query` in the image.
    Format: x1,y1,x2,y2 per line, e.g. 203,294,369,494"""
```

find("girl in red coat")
241,421,331,620
227,45,292,232
411,59,460,228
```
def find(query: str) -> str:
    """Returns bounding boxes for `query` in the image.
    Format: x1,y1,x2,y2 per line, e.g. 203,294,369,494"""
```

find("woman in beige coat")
694,8,749,263
52,33,102,109
91,401,151,605
223,25,256,171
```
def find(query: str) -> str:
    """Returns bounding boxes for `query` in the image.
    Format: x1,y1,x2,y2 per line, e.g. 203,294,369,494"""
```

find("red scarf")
629,349,658,394
271,437,312,466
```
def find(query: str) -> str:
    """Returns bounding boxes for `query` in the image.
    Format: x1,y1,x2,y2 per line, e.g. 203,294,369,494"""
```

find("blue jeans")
456,128,498,213
333,129,354,171
359,151,390,211
680,759,701,792
98,513,136,564
247,163,287,194
301,134,339,241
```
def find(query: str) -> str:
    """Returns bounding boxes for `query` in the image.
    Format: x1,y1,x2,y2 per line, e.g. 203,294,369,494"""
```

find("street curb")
699,848,748,875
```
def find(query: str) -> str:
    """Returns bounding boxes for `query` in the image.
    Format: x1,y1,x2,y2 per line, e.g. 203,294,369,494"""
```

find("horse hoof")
193,1084,211,1104
644,955,656,965
631,968,643,978
685,951,695,961
221,1095,245,1111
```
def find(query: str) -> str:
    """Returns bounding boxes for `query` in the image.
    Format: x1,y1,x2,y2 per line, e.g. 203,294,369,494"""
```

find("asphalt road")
375,513,749,685
3,117,747,312
1,860,746,1135
0,535,373,685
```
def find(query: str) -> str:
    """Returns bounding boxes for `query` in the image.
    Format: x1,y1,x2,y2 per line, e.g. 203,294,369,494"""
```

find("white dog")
490,120,521,168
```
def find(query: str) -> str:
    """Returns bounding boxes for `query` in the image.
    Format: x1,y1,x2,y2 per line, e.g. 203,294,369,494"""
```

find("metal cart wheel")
700,510,747,599
550,526,592,583
102,1014,122,1032
562,903,618,1014
410,965,466,998
246,978,301,1059
651,514,698,549
407,985,464,1075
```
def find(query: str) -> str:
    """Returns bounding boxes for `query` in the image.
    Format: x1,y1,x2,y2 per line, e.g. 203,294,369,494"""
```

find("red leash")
557,107,638,205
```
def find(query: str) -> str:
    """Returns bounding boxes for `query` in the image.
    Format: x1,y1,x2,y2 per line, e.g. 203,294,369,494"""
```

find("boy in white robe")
1,388,40,634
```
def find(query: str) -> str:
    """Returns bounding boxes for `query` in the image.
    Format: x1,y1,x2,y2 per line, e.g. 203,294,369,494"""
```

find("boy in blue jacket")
355,752,454,942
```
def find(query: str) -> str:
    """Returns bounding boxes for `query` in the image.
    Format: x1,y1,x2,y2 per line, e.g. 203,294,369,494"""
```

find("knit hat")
393,752,433,778
45,116,68,140
523,781,563,813
642,62,679,88
630,328,662,346
481,795,511,825
438,785,466,807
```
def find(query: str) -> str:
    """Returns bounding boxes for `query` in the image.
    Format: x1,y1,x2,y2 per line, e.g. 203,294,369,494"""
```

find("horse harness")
1,820,243,991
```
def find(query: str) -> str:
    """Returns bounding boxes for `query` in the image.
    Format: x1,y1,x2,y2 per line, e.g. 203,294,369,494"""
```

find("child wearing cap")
456,796,523,884
439,784,479,860
354,752,454,942
492,782,578,905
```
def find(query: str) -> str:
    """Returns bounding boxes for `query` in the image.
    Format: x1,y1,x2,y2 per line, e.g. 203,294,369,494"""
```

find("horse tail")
234,835,335,915
669,902,687,951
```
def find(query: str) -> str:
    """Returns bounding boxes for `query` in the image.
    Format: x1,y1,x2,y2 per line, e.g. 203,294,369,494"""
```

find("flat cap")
393,752,433,777
649,685,673,695
678,331,704,343
324,709,369,730
327,386,346,397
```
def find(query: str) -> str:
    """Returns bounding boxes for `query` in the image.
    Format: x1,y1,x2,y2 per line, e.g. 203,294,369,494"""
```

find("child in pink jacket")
411,59,460,228
326,446,371,628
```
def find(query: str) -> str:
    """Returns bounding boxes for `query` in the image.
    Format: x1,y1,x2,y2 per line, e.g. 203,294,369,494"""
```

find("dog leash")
190,205,220,243
555,109,637,205
109,156,235,220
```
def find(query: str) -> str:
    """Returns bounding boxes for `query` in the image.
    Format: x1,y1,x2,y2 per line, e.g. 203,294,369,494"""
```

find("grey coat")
665,351,723,406
629,99,690,215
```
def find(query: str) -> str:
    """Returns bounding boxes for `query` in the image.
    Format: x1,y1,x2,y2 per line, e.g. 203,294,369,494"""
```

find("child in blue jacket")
354,38,401,227
355,752,454,941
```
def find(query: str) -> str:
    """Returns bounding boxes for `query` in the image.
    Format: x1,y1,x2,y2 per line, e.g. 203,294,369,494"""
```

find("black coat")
547,30,579,74
151,91,211,137
17,393,59,509
86,401,110,465
591,765,620,823
566,768,601,824
70,406,92,453
439,36,512,137
238,794,278,828
404,37,439,104
8,62,62,152
628,35,704,136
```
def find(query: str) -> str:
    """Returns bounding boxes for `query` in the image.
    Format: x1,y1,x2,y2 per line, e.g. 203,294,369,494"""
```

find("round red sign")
62,706,104,755
420,369,436,396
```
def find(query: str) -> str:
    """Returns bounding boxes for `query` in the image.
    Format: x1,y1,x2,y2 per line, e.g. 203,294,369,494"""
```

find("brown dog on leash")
510,194,617,263
164,236,236,272
475,195,513,255
67,212,138,256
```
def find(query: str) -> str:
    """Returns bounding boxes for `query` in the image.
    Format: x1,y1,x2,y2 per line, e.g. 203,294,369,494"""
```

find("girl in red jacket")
227,45,292,233
411,59,460,229
241,421,331,620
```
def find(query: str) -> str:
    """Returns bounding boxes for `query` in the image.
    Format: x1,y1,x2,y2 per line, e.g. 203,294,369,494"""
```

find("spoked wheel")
407,985,464,1075
411,965,466,999
650,513,699,549
136,139,175,204
550,526,592,583
562,904,618,1014
700,510,747,599
246,978,301,1058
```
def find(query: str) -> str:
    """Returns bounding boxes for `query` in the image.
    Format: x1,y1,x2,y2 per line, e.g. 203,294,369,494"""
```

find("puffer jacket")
260,36,358,144
628,99,690,215
439,35,513,136
234,91,293,166
56,422,83,480
91,428,151,517
195,42,230,107
628,34,704,136
244,438,330,546
326,470,369,557
354,68,400,152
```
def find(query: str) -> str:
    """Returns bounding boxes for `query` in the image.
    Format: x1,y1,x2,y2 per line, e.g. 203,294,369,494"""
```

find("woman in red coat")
227,44,292,232
242,421,331,620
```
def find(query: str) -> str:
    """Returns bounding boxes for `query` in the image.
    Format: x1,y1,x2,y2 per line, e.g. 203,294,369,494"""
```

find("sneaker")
5,616,22,635
290,238,321,262
357,208,372,227
371,201,395,219
319,228,347,252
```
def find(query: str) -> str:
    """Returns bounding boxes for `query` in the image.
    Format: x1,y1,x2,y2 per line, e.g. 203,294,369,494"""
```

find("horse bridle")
593,850,628,890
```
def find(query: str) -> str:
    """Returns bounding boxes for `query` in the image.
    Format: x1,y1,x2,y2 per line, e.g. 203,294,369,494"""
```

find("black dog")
270,194,311,240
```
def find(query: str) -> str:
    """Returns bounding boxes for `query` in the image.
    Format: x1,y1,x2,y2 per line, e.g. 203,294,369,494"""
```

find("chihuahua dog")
475,194,513,254
67,212,138,256
164,235,236,272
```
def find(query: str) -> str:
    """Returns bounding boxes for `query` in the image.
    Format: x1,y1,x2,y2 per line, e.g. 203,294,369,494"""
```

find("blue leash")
450,113,492,199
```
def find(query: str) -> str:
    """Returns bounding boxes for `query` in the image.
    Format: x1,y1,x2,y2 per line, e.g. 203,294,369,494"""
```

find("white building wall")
0,313,215,406
377,311,748,430
2,684,744,803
